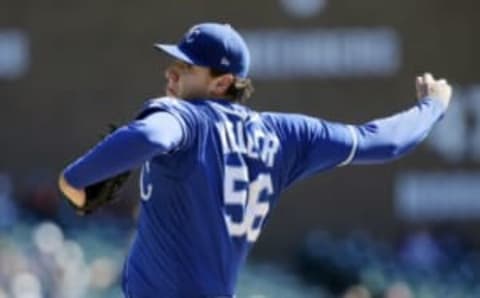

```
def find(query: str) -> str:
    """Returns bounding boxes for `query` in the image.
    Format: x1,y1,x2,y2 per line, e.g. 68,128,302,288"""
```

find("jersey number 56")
223,165,273,243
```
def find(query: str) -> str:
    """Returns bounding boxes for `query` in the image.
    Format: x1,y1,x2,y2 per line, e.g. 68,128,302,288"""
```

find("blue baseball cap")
154,22,250,78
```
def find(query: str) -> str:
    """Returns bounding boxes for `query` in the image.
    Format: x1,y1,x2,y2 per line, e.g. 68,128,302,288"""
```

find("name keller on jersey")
141,110,281,202
215,119,280,166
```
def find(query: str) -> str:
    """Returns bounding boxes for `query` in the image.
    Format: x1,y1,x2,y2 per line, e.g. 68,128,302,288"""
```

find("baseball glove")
69,124,132,215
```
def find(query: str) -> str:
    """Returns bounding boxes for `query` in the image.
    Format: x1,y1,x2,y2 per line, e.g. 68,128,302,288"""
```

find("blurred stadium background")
1,0,480,297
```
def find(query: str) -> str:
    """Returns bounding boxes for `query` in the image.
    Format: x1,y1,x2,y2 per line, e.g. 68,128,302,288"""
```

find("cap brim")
154,44,194,65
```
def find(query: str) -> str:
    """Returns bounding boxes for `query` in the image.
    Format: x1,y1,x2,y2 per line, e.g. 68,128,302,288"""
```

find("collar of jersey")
188,97,236,105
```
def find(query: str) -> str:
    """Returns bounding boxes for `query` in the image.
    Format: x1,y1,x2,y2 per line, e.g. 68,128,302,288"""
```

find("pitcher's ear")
211,74,234,96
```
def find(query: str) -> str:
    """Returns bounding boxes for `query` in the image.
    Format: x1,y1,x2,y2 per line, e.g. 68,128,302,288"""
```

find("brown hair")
210,69,254,104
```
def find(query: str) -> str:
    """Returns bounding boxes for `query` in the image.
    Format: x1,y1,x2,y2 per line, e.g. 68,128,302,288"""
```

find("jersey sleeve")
62,97,198,189
135,96,198,151
266,97,446,190
351,97,445,164
265,112,355,188
63,111,184,189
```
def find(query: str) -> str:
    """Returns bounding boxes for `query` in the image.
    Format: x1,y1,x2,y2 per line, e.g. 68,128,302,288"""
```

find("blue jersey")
125,97,357,298
62,96,445,298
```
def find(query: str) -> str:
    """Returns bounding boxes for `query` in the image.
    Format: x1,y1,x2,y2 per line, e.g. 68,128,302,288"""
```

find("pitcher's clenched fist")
416,72,453,109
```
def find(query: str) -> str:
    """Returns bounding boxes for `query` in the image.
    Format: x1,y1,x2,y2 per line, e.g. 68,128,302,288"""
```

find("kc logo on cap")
186,27,201,43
